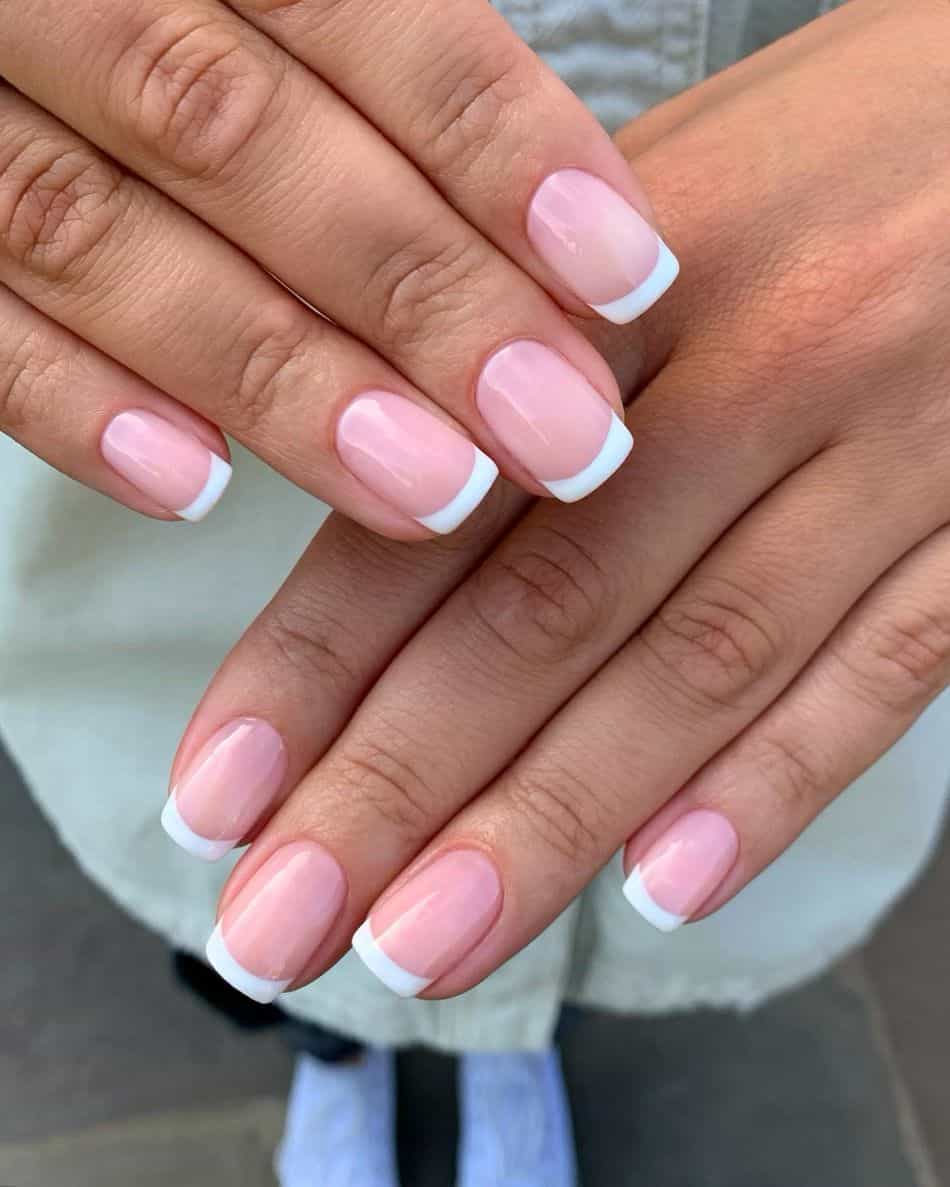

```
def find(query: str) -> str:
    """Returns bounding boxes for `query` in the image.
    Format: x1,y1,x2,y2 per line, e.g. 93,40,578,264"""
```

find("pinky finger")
1,285,230,522
622,526,950,931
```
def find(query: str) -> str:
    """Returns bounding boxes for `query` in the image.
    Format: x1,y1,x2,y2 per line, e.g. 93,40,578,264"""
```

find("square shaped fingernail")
162,718,286,861
477,341,632,502
529,169,679,324
352,850,502,997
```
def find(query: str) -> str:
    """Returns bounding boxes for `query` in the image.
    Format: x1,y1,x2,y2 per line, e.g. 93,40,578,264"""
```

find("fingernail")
206,841,346,1003
337,392,498,534
101,410,232,521
528,169,679,324
352,850,502,997
623,809,739,932
476,341,632,501
162,718,287,862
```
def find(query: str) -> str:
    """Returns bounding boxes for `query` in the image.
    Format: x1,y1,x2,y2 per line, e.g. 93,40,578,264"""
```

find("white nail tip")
205,924,291,1004
415,447,499,534
176,453,232,523
541,412,633,503
351,921,432,998
591,238,680,325
622,867,686,933
160,793,240,862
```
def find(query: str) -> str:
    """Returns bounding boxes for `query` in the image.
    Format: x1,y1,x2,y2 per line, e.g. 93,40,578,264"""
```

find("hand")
170,0,950,1001
0,0,675,536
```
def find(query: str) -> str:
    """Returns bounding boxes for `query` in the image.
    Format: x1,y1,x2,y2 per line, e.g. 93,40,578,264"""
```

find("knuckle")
505,763,603,866
464,527,613,667
837,604,950,713
363,232,488,351
760,239,910,382
418,45,526,178
258,594,361,691
0,140,131,282
336,722,438,838
743,732,825,817
0,326,68,431
114,13,281,178
220,304,312,434
640,577,787,713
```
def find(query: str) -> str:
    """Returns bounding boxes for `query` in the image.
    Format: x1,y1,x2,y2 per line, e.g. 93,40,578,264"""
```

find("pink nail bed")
528,169,679,324
101,410,231,521
623,809,739,932
161,718,288,862
476,341,633,501
352,850,502,997
337,391,498,534
206,841,346,1003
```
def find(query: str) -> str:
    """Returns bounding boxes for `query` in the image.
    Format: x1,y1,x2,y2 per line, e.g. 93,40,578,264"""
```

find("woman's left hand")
170,0,950,1001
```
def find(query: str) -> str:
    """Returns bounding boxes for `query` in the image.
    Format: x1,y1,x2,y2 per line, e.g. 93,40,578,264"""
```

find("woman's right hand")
0,0,676,536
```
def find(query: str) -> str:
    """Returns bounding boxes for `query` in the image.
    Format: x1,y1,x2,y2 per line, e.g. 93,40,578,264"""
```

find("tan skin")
178,0,950,994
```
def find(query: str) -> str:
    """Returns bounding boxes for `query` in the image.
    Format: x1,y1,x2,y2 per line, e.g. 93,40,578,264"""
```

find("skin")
179,0,950,994
0,0,654,535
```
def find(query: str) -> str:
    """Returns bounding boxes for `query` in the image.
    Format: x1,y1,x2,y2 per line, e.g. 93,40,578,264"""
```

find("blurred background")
1,737,946,1187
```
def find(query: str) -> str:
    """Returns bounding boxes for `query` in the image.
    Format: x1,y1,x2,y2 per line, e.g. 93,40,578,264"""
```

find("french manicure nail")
528,169,679,324
623,809,739,932
161,718,287,862
352,850,502,997
477,341,632,501
337,392,498,534
206,841,346,1003
101,410,232,521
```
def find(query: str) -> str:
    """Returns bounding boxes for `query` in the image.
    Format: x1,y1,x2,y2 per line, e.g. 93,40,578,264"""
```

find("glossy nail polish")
528,169,679,324
101,410,231,521
162,718,287,862
623,809,739,932
352,850,502,997
477,341,632,501
206,841,346,1003
337,392,498,534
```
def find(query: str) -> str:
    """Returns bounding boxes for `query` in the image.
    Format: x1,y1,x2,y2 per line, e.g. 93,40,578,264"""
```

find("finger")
201,367,823,1002
163,488,523,860
345,441,946,999
215,338,826,873
0,282,230,520
622,525,950,931
165,300,659,859
0,88,500,538
226,0,678,321
3,3,643,503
